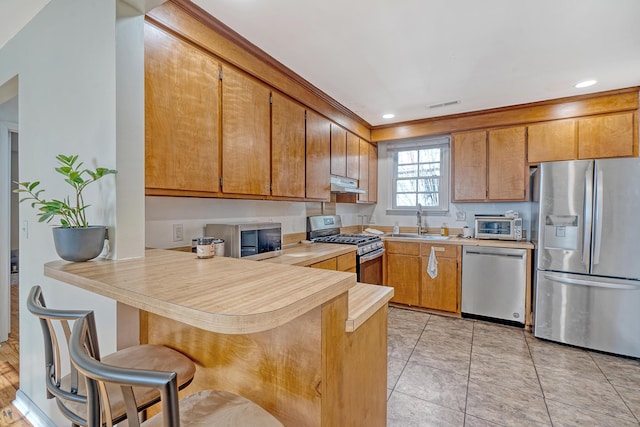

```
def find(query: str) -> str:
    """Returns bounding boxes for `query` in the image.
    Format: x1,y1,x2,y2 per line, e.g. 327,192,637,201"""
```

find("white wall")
145,197,376,248
372,142,533,235
0,0,146,424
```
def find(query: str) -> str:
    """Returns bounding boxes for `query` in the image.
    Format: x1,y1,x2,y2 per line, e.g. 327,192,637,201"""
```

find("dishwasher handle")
464,250,524,259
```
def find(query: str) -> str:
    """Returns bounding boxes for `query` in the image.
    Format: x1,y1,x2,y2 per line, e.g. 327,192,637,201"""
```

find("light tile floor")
387,306,640,426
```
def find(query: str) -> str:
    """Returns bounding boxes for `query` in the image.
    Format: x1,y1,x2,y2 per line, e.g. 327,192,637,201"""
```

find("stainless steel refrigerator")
533,159,640,358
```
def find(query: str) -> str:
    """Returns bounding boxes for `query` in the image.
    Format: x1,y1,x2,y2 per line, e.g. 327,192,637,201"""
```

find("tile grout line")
387,312,431,397
524,333,555,426
588,351,640,425
462,320,476,426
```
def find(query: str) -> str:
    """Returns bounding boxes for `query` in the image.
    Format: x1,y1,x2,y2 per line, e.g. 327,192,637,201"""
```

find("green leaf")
28,181,40,191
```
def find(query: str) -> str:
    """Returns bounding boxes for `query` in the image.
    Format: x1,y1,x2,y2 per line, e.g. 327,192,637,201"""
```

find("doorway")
0,87,24,424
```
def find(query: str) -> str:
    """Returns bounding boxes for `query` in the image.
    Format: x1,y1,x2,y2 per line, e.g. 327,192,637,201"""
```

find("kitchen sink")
385,233,450,241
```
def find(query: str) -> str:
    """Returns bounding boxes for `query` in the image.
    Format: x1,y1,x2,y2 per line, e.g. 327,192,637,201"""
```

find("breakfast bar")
44,249,393,426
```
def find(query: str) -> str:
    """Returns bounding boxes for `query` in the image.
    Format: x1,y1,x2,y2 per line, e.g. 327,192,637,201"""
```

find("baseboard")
13,389,56,427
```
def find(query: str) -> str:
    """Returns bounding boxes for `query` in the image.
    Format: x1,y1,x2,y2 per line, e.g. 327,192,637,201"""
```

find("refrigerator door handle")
544,274,640,291
582,165,593,269
593,169,604,265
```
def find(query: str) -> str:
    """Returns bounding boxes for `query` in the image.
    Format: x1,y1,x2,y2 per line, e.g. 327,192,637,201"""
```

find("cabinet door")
387,254,421,306
337,252,356,273
145,24,220,193
358,139,369,202
452,131,487,201
271,92,305,198
330,124,347,177
221,66,271,195
420,251,459,313
305,110,331,200
578,112,635,159
346,132,360,180
528,119,577,163
488,126,527,201
368,144,378,203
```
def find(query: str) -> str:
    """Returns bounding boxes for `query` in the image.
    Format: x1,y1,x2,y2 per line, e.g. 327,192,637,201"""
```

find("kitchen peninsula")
44,249,392,427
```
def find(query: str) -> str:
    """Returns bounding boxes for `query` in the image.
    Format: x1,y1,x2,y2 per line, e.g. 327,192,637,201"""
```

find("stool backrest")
26,285,100,425
69,313,181,427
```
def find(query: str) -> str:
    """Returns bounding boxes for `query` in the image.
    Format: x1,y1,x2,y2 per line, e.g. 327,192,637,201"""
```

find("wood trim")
371,87,640,142
150,0,371,141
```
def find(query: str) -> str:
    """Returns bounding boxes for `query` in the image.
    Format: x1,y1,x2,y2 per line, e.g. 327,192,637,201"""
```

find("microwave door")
537,160,592,275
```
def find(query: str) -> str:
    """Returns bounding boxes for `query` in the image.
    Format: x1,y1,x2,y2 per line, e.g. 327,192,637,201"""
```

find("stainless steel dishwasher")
461,246,526,326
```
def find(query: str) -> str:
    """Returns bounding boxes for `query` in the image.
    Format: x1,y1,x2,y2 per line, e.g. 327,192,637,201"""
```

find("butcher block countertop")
383,235,534,250
346,284,394,333
263,242,356,267
44,249,356,335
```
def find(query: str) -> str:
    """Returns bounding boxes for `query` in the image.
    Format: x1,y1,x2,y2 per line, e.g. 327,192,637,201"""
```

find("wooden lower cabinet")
385,241,461,313
144,291,388,426
420,244,460,313
386,253,421,306
310,252,356,273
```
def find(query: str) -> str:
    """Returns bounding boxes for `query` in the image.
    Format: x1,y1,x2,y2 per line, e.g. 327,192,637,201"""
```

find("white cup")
463,227,473,238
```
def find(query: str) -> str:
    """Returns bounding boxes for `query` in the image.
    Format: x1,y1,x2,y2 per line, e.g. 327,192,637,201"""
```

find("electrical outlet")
455,211,466,221
172,224,184,242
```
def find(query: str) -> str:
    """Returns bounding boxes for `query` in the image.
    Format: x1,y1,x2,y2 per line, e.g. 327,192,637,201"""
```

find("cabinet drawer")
310,258,337,270
337,252,356,272
421,244,458,259
385,241,420,256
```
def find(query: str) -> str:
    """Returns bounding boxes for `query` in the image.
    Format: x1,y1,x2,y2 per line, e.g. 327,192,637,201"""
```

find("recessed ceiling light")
382,113,395,119
574,80,597,88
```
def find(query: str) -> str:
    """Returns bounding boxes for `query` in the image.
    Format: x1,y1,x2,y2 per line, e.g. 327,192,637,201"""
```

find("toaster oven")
474,216,523,241
204,222,282,260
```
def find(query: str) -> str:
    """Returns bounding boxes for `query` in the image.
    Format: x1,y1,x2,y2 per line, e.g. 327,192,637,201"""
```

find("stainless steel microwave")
204,222,282,260
474,216,523,241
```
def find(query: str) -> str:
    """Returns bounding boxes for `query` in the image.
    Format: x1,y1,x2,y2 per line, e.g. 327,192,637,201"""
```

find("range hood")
330,176,365,194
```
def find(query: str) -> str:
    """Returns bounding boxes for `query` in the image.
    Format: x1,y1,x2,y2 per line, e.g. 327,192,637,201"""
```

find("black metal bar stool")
69,312,284,427
27,285,197,427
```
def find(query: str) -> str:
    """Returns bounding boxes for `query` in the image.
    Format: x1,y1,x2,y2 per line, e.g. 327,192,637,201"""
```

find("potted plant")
14,154,117,262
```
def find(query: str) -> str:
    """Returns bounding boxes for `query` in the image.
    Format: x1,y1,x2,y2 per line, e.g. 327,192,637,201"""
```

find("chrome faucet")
417,204,423,235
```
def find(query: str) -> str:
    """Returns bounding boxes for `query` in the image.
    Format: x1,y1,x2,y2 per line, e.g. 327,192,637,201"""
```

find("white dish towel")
427,247,438,279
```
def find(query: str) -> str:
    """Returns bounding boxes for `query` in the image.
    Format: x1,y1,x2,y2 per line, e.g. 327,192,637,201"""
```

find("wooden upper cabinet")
346,132,360,180
271,92,305,198
330,124,347,177
578,112,636,159
488,126,527,201
221,66,271,195
144,23,220,193
368,144,378,203
306,110,331,200
358,139,369,203
528,119,577,163
452,130,487,201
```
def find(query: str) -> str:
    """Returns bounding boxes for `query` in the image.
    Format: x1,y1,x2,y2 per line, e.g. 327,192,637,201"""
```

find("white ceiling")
0,0,50,50
193,0,640,126
2,1,639,127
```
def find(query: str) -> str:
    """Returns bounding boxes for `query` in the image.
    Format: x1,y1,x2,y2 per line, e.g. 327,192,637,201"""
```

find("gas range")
307,215,383,257
311,233,383,256
307,215,385,285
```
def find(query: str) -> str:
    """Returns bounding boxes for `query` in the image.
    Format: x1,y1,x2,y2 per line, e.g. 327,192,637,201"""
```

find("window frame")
387,136,450,214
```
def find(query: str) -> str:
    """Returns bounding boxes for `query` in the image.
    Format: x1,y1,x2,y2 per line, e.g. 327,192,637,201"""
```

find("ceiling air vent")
428,100,460,109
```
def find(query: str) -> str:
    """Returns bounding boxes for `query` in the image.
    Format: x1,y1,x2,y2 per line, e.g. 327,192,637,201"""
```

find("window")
389,136,450,213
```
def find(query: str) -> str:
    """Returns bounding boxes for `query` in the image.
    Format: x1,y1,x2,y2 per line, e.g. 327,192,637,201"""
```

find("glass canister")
196,237,216,259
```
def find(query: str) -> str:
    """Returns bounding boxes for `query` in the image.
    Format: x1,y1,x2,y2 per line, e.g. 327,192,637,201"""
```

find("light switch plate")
456,211,466,221
172,224,184,242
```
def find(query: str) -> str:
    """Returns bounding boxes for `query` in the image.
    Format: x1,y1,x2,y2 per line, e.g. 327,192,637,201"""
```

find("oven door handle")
359,248,385,263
